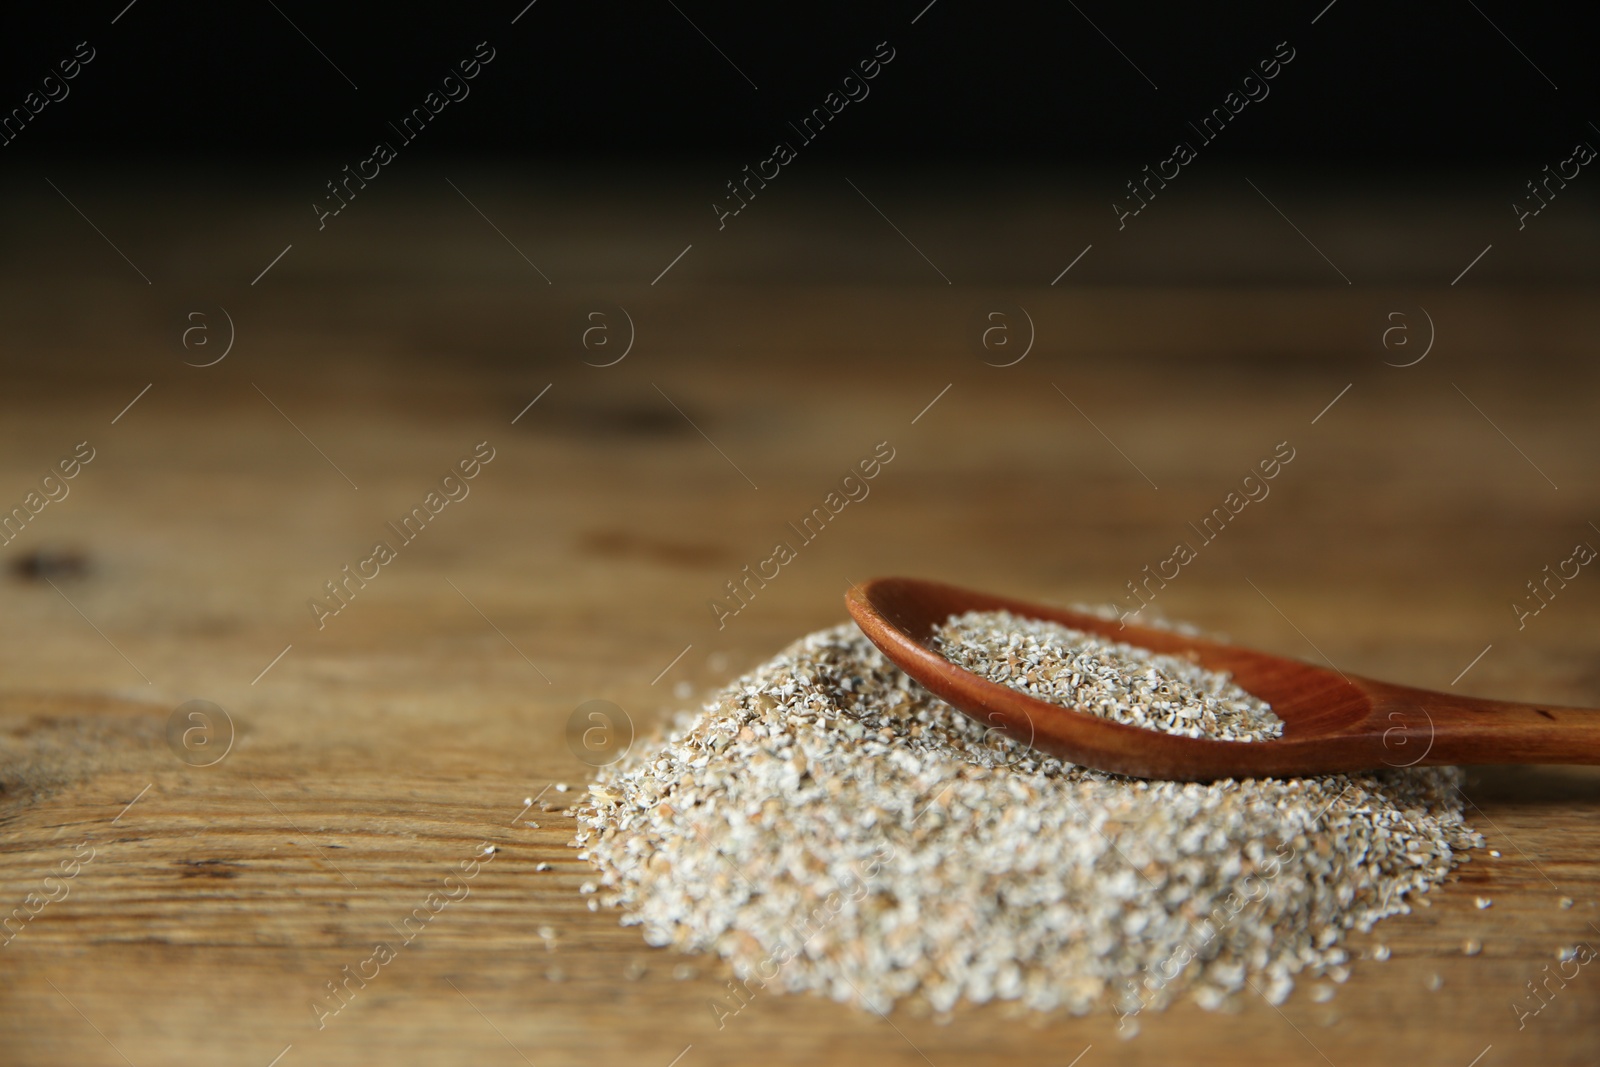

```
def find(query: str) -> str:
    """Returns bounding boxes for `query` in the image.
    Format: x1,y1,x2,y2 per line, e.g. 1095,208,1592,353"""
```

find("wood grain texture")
2,178,1599,1065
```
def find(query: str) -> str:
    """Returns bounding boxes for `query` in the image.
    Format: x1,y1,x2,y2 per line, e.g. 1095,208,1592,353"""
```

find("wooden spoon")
845,576,1600,781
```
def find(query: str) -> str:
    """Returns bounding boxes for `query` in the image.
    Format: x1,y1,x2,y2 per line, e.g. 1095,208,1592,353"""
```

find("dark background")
1,0,1589,162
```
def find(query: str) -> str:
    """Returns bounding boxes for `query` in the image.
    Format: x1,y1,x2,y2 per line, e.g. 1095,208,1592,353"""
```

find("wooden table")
1,169,1597,1065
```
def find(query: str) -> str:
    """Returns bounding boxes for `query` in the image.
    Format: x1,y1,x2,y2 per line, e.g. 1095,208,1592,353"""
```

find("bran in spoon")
931,609,1284,742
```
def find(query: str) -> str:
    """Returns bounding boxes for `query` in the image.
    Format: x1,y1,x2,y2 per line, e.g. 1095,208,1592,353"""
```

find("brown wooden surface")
2,172,1599,1065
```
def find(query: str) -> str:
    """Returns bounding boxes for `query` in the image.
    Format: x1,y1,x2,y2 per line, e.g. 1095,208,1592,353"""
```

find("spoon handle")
1372,683,1600,767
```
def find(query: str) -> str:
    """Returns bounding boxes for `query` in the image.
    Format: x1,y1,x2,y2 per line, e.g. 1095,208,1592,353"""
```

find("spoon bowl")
846,576,1600,781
